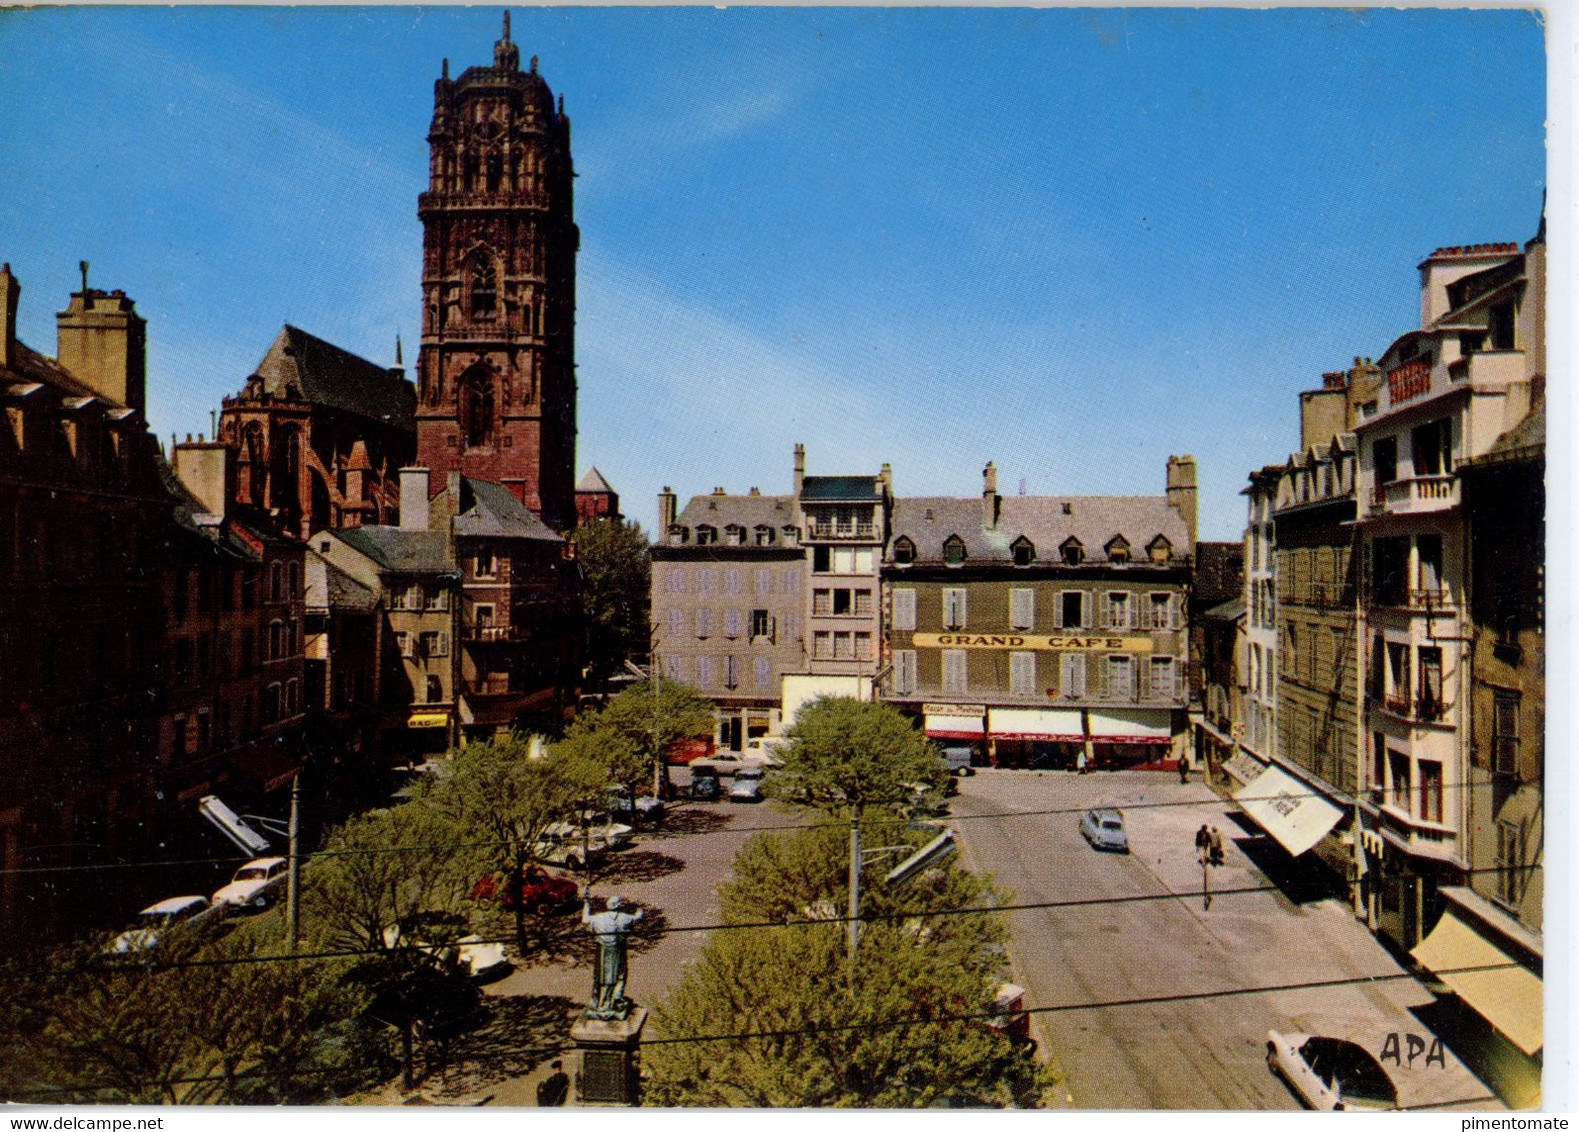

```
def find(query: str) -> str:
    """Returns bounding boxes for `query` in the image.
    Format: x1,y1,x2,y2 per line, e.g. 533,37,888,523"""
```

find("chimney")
172,439,234,518
982,461,1000,530
56,266,147,416
399,466,431,531
879,462,893,500
0,263,17,370
1165,455,1198,547
657,485,677,535
793,443,805,496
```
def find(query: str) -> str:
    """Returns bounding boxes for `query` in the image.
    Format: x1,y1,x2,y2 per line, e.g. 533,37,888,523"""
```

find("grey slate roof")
801,475,880,502
889,495,1191,563
250,325,416,432
576,467,614,493
674,493,797,531
325,562,378,613
335,526,452,574
452,478,563,542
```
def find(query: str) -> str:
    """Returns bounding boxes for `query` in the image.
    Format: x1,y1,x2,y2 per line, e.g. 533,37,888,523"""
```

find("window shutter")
893,588,916,631
724,608,742,639
1011,651,1035,695
895,649,917,695
438,632,449,658
1010,588,1034,630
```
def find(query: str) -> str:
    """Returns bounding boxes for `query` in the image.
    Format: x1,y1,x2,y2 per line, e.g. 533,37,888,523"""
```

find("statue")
582,893,643,1020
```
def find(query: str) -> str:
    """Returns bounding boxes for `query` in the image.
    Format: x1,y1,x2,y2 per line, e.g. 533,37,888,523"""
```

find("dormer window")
754,525,775,546
668,524,689,545
1061,538,1084,566
1105,536,1131,564
943,535,967,567
893,536,916,566
1147,536,1172,564
696,524,717,546
724,524,746,546
782,525,798,546
1011,537,1035,568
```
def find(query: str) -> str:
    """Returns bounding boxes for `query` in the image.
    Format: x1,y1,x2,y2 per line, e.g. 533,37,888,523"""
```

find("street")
951,768,1502,1111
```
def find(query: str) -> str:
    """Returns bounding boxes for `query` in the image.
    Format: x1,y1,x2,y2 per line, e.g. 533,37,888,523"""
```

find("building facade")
884,458,1196,769
574,466,620,524
415,18,578,531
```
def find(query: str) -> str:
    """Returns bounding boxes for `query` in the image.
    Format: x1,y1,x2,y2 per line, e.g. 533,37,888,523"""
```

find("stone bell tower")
415,12,578,531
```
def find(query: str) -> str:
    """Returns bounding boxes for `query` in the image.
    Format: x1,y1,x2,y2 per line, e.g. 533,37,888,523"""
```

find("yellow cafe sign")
911,633,1154,653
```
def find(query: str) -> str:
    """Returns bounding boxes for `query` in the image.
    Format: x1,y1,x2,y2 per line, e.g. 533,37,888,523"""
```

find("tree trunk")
513,847,529,955
401,1017,415,1091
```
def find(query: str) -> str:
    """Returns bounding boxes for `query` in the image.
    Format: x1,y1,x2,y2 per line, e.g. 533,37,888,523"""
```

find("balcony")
1368,475,1459,516
1387,358,1432,406
1447,349,1526,389
462,622,527,644
805,522,877,541
1374,803,1460,861
1369,692,1453,727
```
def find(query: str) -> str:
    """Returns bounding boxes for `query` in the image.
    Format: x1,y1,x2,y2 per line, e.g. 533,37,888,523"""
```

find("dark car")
690,765,721,801
472,865,579,915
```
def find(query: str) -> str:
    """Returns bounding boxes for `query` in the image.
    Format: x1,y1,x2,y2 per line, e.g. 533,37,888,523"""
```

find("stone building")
652,482,807,751
415,17,579,532
216,325,416,540
573,466,620,525
883,458,1196,769
0,265,167,945
1187,541,1243,775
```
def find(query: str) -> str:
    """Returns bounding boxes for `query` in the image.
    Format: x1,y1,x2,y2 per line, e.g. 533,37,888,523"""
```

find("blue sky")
0,6,1546,541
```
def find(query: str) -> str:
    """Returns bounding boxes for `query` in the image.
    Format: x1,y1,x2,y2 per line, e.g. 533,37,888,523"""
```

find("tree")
644,825,1050,1108
767,696,946,817
573,517,651,679
565,679,714,798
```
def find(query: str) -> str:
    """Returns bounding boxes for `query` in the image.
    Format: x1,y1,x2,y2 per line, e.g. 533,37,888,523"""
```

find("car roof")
1089,807,1124,819
241,856,287,869
142,895,208,914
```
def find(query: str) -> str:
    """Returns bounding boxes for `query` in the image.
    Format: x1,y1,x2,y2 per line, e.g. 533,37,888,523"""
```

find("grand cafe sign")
911,633,1154,653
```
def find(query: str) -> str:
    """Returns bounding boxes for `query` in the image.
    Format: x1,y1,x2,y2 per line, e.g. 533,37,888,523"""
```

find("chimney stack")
793,443,806,496
0,264,18,371
399,466,431,531
657,485,677,537
56,270,147,417
172,438,234,518
1165,455,1198,547
983,461,1000,530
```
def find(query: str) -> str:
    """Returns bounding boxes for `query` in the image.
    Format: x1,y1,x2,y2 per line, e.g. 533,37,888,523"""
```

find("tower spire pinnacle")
503,9,510,43
493,10,520,71
394,333,403,368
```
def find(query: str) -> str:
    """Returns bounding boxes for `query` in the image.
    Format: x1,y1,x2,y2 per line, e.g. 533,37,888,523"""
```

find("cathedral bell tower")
416,13,579,531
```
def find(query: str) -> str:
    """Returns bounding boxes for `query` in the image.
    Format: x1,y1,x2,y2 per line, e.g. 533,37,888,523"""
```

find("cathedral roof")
248,325,416,433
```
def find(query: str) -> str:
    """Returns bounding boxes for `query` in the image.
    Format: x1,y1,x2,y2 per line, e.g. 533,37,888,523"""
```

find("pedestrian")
1209,825,1225,867
1076,749,1088,775
537,1060,570,1106
1177,755,1190,785
1194,823,1210,863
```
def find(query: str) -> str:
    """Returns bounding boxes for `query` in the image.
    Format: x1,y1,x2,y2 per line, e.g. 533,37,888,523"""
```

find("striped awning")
1412,911,1543,1056
988,707,1084,742
924,710,985,740
1088,709,1173,744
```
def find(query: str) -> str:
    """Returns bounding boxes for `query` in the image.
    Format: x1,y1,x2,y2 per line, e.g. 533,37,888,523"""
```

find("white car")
534,814,634,869
109,895,216,953
691,749,774,775
383,922,509,980
212,856,289,909
1266,1030,1398,1111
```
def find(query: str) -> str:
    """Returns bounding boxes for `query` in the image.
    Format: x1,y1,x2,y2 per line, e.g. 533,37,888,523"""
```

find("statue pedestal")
570,1008,648,1106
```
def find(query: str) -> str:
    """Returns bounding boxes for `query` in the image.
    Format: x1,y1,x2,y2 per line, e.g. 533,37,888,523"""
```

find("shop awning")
1221,753,1265,787
1234,763,1344,857
199,795,271,855
1087,709,1173,745
987,707,1084,742
924,710,985,740
1412,911,1543,1056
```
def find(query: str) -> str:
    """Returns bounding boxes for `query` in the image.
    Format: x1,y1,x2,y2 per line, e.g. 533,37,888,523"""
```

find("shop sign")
922,703,986,716
912,633,1153,653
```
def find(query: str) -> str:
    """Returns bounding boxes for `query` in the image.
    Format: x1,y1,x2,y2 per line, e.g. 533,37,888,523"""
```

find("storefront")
986,707,1083,769
1088,708,1177,769
923,702,987,761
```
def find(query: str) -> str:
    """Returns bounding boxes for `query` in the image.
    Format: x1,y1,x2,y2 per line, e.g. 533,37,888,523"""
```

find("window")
268,620,284,661
724,608,743,639
1059,591,1087,629
1010,588,1035,630
813,588,832,615
1388,749,1411,810
834,632,855,660
1061,538,1084,565
1373,436,1398,486
1370,732,1386,795
241,573,256,612
420,631,448,659
893,650,917,695
943,536,967,566
1148,592,1173,630
1107,655,1133,698
942,588,968,630
1412,419,1452,477
832,589,852,615
1418,760,1444,824
854,590,873,617
1150,656,1175,700
1417,534,1444,598
1496,818,1528,905
475,548,496,578
269,562,283,602
1148,537,1171,564
1489,301,1516,351
1493,691,1520,776
855,632,872,660
1012,538,1035,567
197,570,214,614
812,631,832,660
816,547,875,574
893,537,915,566
395,631,413,660
263,683,282,725
1060,653,1086,698
240,628,255,674
1417,647,1443,721
1106,537,1130,564
892,588,917,631
697,569,716,595
724,656,740,689
667,568,686,595
426,675,442,703
696,656,716,688
1010,651,1036,695
753,657,771,689
663,655,685,682
696,525,717,546
942,650,969,694
469,252,497,318
1104,591,1130,629
425,583,446,611
665,608,683,639
755,568,772,595
1373,538,1409,606
173,638,194,684
289,562,301,598
754,525,775,546
724,569,742,594
724,526,745,547
696,609,714,638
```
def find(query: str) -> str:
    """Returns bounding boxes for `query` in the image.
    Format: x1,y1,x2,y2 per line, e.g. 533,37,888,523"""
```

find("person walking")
1209,825,1225,867
1177,755,1190,785
536,1060,570,1106
1077,749,1088,775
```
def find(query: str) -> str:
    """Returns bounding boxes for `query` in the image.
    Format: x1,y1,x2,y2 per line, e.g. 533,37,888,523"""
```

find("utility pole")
652,622,663,801
846,803,862,963
286,771,302,949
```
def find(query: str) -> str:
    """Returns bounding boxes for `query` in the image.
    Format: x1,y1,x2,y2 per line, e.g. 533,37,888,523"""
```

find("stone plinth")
570,1007,648,1106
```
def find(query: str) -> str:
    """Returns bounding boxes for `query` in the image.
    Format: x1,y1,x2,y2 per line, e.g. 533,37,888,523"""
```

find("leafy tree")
644,825,1050,1107
573,516,651,679
767,696,946,817
565,679,714,798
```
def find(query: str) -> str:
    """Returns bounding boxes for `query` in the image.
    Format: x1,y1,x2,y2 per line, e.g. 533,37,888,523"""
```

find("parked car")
904,781,950,818
691,749,775,775
690,765,722,802
471,865,579,914
385,914,509,981
212,856,289,909
607,784,666,825
533,814,634,869
940,745,976,777
1266,1030,1398,1111
729,766,766,803
108,895,218,954
1079,808,1129,852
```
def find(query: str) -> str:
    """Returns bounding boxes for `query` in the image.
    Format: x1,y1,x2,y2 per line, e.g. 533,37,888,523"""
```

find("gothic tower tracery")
416,14,579,531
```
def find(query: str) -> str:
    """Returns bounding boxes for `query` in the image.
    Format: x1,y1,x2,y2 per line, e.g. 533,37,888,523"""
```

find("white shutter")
724,608,742,639
1010,651,1036,695
943,588,967,630
1010,588,1034,630
755,568,771,596
894,649,917,695
893,588,916,631
1061,653,1085,698
696,609,713,638
437,632,449,658
943,650,968,694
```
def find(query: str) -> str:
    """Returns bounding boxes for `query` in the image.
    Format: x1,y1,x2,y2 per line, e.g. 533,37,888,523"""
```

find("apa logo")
1378,1032,1446,1068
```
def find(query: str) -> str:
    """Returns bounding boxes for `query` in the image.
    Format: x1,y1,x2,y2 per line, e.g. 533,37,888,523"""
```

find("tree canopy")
767,696,946,816
573,516,651,679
